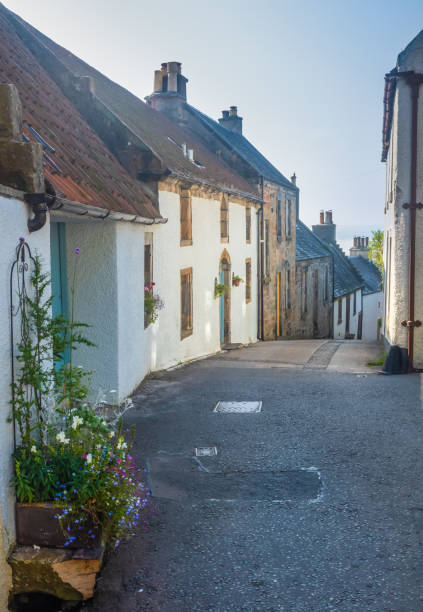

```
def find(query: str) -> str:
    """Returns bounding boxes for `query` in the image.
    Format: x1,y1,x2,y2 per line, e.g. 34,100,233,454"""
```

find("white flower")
30,445,37,453
116,438,127,450
102,420,107,427
86,453,92,464
71,416,83,430
56,431,69,444
109,431,115,439
96,444,101,450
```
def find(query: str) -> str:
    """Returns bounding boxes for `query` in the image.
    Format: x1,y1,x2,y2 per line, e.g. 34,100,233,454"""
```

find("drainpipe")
24,192,56,232
259,177,265,340
401,72,423,371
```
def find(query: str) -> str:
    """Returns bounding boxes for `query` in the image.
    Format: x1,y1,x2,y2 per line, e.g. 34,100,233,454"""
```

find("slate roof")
0,5,160,219
350,256,382,295
186,106,297,191
324,241,364,299
296,220,331,261
10,10,260,202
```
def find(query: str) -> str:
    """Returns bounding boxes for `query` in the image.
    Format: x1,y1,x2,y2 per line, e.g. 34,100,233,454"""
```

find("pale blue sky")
5,0,423,249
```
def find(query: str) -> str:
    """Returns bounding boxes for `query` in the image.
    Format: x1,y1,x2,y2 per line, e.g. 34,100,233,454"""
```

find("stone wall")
261,181,297,339
293,256,333,338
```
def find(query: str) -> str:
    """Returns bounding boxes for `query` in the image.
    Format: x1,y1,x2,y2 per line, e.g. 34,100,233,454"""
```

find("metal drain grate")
213,401,262,413
195,447,217,456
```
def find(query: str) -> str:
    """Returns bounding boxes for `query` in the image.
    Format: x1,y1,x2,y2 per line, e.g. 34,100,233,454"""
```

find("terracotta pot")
233,279,240,287
16,502,101,549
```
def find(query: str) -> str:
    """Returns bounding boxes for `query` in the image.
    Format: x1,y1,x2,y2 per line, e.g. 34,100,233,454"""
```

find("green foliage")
214,283,227,298
144,283,164,325
11,250,149,547
368,230,384,279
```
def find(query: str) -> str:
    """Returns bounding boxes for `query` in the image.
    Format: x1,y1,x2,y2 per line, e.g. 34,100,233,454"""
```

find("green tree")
368,229,384,277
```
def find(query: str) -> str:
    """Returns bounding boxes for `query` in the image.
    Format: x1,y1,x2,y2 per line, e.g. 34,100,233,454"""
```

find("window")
276,198,282,241
324,266,329,302
144,232,153,328
302,267,308,315
265,220,270,275
285,267,291,310
286,199,292,238
180,188,192,245
245,258,251,303
246,207,251,243
180,267,193,338
338,299,342,324
353,290,357,315
220,195,229,241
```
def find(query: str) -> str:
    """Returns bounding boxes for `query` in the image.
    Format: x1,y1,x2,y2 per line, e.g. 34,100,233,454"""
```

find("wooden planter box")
16,503,101,549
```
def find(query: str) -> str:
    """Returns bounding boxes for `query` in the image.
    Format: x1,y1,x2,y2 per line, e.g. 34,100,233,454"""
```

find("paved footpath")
83,340,423,612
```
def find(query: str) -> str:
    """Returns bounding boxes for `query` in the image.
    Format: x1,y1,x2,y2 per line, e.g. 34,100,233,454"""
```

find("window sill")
245,298,251,304
220,236,229,243
181,329,193,340
180,239,193,247
246,239,251,245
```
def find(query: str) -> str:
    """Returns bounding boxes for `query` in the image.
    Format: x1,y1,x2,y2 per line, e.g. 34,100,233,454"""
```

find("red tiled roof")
0,5,160,219
8,9,260,201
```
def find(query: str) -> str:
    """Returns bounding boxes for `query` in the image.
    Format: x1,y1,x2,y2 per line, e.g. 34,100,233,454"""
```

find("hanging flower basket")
214,283,227,299
232,275,244,287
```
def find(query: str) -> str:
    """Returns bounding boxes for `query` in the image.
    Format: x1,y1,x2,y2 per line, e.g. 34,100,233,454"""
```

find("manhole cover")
195,447,217,456
213,401,262,413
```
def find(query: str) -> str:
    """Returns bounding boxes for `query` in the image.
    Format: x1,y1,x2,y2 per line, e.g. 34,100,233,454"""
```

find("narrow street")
83,340,423,612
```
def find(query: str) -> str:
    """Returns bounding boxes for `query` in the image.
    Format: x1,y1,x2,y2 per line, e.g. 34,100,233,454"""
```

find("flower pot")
233,280,240,287
16,502,101,549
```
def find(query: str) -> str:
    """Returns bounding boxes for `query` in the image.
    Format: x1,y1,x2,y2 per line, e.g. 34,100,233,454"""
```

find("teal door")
50,222,70,363
219,269,225,344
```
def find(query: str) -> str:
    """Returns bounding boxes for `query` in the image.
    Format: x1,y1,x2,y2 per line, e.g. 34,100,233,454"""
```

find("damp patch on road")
148,455,322,503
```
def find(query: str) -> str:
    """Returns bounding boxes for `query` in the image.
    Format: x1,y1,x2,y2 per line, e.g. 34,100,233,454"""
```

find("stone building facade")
381,29,423,369
312,212,364,339
145,63,299,341
294,219,333,338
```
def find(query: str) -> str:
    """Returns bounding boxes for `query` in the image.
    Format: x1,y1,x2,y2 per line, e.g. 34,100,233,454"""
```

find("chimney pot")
366,237,369,247
222,110,229,119
291,172,297,185
229,106,238,116
320,210,324,224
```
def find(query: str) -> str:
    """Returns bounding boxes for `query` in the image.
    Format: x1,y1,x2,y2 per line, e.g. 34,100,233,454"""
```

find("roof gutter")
50,197,167,225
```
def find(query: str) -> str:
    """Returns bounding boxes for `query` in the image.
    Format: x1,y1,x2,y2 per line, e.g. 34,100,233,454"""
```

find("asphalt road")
83,341,423,612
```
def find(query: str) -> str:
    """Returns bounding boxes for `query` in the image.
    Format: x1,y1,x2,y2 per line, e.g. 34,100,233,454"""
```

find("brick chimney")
218,106,243,135
312,210,336,244
349,236,369,259
146,62,188,125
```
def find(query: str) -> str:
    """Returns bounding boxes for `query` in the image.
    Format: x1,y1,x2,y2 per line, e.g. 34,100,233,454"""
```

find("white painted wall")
362,292,383,341
0,193,51,609
382,33,423,364
333,290,362,339
116,222,148,398
146,190,258,371
65,221,120,403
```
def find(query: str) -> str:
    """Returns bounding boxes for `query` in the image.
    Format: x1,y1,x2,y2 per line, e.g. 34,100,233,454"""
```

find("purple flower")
19,237,25,242
74,247,81,255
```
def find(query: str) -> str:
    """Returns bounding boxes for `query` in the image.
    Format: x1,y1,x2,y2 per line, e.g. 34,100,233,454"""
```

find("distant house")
145,63,299,340
312,212,364,339
349,239,382,341
294,219,333,338
381,29,423,369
